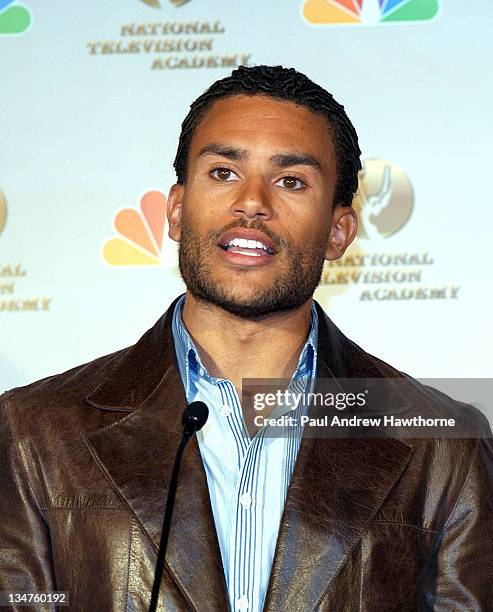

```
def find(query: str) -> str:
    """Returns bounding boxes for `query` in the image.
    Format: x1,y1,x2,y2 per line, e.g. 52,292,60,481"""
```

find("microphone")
182,401,209,437
149,401,209,612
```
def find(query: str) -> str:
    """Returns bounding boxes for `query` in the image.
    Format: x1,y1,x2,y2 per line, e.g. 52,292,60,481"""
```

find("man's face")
168,94,356,318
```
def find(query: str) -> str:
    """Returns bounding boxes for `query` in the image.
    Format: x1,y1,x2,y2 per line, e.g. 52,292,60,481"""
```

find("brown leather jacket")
1,295,492,611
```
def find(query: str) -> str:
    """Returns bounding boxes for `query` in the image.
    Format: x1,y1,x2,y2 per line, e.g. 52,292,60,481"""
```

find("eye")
210,167,239,182
275,176,306,190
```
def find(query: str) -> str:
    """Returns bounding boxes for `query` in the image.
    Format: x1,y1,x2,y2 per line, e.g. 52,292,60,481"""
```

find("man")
1,65,492,611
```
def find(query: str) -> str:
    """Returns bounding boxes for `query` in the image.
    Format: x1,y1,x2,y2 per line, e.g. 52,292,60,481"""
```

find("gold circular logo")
353,159,414,239
0,191,6,237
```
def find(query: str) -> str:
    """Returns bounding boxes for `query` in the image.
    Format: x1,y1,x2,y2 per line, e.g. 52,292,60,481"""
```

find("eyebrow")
270,153,322,172
198,144,323,173
198,143,247,161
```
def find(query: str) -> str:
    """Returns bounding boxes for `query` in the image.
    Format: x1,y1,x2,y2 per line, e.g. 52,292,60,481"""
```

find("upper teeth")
226,238,270,251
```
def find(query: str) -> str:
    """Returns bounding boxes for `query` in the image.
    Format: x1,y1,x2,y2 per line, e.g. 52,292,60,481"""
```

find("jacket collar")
84,294,413,611
86,293,184,412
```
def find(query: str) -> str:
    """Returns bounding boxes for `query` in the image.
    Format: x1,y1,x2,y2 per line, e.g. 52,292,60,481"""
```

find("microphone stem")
149,432,191,612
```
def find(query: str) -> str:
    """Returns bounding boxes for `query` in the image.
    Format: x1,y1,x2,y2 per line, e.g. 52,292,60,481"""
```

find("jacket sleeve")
433,436,493,610
0,393,57,600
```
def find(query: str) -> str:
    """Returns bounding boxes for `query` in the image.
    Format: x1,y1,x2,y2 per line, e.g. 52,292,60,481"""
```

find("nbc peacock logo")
303,0,440,25
102,191,170,266
0,0,31,35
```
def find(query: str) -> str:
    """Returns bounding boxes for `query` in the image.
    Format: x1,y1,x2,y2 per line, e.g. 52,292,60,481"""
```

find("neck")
181,292,313,392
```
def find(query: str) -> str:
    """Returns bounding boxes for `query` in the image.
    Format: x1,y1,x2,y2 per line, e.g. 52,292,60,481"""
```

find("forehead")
189,94,335,169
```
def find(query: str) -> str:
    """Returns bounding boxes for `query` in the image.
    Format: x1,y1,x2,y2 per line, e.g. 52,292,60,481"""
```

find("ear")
167,183,184,243
325,205,358,261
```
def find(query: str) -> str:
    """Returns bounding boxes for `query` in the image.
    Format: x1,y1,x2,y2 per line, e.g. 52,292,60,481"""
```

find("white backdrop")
1,0,492,392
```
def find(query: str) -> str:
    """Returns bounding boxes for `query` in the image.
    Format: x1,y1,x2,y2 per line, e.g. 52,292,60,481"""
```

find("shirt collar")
172,294,318,398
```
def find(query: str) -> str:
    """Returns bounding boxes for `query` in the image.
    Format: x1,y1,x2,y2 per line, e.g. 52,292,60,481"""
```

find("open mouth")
219,237,275,257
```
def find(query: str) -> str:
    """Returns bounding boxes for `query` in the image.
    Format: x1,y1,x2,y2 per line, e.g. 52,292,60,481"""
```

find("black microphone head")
182,401,209,436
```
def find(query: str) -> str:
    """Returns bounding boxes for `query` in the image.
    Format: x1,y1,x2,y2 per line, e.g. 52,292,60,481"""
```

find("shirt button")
220,404,232,417
235,595,249,610
239,492,252,509
198,366,205,376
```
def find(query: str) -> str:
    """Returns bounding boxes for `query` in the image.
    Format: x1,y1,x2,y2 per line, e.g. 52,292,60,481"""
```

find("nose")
229,176,273,221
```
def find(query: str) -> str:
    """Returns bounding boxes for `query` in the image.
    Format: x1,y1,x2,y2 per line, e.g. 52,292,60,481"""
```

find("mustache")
207,219,289,250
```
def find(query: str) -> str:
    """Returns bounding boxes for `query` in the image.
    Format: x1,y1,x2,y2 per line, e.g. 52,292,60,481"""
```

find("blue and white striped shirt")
172,294,318,611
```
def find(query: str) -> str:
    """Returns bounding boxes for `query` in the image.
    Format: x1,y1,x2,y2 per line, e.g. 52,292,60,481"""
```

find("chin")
192,285,306,320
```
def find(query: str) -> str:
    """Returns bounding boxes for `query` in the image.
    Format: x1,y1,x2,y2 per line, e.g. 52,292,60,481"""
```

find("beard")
178,216,328,319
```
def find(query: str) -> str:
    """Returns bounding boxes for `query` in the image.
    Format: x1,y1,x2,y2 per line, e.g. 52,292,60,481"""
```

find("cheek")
291,206,331,241
181,189,215,227
182,185,239,236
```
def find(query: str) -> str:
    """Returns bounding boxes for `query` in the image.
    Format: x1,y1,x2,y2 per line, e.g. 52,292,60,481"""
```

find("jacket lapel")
264,304,414,611
83,295,229,611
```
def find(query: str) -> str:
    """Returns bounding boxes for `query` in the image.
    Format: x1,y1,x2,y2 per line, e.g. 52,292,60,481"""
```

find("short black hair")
173,64,361,207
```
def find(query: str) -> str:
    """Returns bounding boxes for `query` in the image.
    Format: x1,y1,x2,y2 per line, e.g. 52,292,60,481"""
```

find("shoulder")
1,345,131,442
2,294,184,447
314,300,491,438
